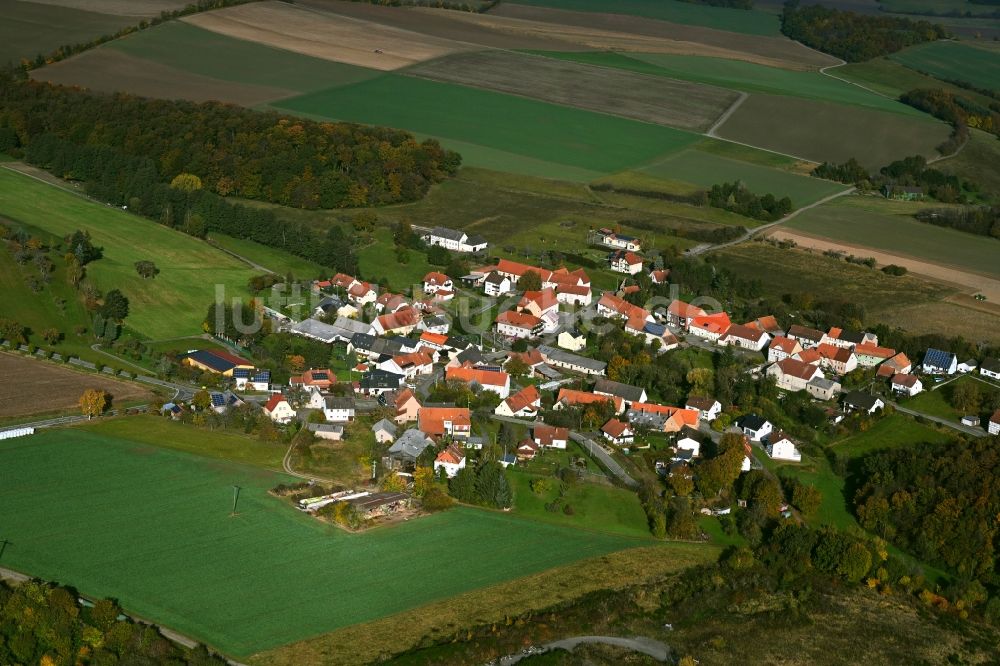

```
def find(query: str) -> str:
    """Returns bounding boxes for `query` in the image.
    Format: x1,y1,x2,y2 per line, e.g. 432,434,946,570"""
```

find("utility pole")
0,538,10,561
231,485,242,516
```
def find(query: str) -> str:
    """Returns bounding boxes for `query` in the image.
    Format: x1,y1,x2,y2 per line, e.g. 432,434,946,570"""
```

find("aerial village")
169,225,1000,528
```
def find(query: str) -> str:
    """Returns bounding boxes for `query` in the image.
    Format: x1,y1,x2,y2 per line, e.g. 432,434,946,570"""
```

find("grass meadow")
937,128,1000,202
207,232,325,279
529,51,920,115
0,427,646,657
831,413,954,458
891,40,1000,92
0,168,257,339
0,0,134,66
836,57,999,108
509,0,782,35
272,74,700,175
786,196,1000,278
640,148,847,207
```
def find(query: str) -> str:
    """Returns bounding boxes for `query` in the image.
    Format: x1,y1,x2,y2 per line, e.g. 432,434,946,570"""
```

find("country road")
890,402,986,438
497,635,670,664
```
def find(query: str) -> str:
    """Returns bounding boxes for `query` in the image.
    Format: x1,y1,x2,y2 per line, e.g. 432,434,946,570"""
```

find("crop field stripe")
890,40,1000,92
503,0,782,36
639,148,847,207
105,20,382,93
0,167,257,339
272,74,701,173
404,50,738,132
0,429,642,657
0,0,135,65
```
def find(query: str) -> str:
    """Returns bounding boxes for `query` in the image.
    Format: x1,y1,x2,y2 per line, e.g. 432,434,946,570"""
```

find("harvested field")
107,21,381,94
407,50,738,132
32,48,295,105
0,353,153,419
714,94,952,168
183,0,470,70
882,299,1000,345
0,0,133,65
21,0,188,16
489,2,836,69
767,228,1000,302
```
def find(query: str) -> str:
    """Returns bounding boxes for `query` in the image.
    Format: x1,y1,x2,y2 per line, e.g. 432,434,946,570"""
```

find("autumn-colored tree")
668,466,695,497
413,466,435,498
382,472,407,493
686,367,714,395
607,355,631,382
40,328,61,345
0,318,26,345
696,432,746,497
287,354,306,372
505,357,529,378
79,388,107,420
170,172,203,192
792,482,822,518
951,382,980,414
192,390,213,412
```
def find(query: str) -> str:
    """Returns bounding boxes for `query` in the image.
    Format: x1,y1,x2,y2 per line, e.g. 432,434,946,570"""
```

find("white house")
988,409,1000,436
767,358,823,392
372,418,397,444
842,391,885,415
958,358,978,373
424,226,488,253
675,436,701,458
322,396,356,423
423,271,453,294
923,348,958,375
263,394,296,424
687,313,732,343
483,271,513,296
766,432,801,462
735,414,772,442
609,250,643,275
558,328,587,352
495,385,540,418
979,358,1000,380
602,419,635,446
495,310,544,340
594,228,641,252
891,373,923,396
445,366,511,399
534,425,569,449
684,397,721,421
719,324,770,352
433,443,467,478
768,336,803,363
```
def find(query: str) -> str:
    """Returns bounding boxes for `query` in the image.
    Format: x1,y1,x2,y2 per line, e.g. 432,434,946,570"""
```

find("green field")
902,375,1000,421
880,0,1000,17
832,412,954,458
273,74,700,176
107,21,380,94
786,196,1000,278
357,227,436,292
529,51,921,115
208,232,325,279
640,148,847,207
891,40,1000,92
715,94,951,168
0,168,257,339
0,0,134,65
936,129,1000,202
0,428,644,657
836,57,999,107
508,0,782,35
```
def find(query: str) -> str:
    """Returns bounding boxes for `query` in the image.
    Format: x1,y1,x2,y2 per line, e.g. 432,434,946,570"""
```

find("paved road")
890,402,986,438
497,635,670,664
489,414,638,487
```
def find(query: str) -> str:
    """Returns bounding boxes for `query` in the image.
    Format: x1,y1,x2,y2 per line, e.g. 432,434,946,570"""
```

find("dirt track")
769,228,1000,303
183,1,471,70
0,353,153,419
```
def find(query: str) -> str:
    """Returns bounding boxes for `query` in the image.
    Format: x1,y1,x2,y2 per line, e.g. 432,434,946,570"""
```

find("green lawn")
506,471,651,538
509,0,782,35
0,0,134,66
272,75,700,175
107,21,380,94
836,57,999,108
901,375,1000,422
891,40,1000,92
0,168,257,339
0,428,643,658
832,412,954,458
81,415,288,470
208,232,326,279
786,195,1000,279
936,128,1000,203
698,515,746,548
770,456,855,530
640,148,847,207
529,51,920,115
357,227,436,293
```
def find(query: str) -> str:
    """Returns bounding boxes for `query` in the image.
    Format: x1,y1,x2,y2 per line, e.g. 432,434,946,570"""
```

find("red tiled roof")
817,343,854,363
206,349,252,367
556,388,621,411
518,288,558,312
377,307,419,331
419,332,449,346
769,336,800,353
892,373,919,388
776,358,821,381
424,271,450,286
504,385,540,413
598,293,649,321
264,394,287,412
855,343,896,359
690,312,731,335
534,424,569,446
668,299,706,320
436,443,465,465
420,407,471,437
496,310,543,329
650,269,670,283
395,388,420,408
796,349,822,365
602,418,632,438
446,366,509,388
747,315,781,334
631,402,699,428
723,323,765,342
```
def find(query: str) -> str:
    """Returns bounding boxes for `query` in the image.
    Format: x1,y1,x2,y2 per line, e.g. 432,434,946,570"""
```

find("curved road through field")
497,635,670,664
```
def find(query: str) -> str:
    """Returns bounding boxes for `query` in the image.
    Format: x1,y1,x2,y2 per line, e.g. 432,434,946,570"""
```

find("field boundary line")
706,90,748,137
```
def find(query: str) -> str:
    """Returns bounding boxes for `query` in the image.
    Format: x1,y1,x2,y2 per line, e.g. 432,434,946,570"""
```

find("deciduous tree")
79,388,107,420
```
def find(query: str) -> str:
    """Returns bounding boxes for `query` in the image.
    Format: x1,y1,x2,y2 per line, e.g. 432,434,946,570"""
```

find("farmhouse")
597,293,651,322
423,272,453,294
602,419,634,446
608,250,643,274
767,358,823,392
433,443,467,478
557,328,587,352
445,366,511,399
981,358,1000,380
594,378,647,407
876,352,912,378
534,425,569,449
688,312,732,342
853,343,896,367
666,300,706,329
233,368,270,391
806,377,841,401
395,388,422,423
538,345,607,376
555,388,623,414
735,414,772,441
627,403,699,433
816,343,858,375
516,440,540,460
719,323,769,351
649,268,670,284
685,396,721,421
923,348,958,375
387,429,435,469
263,394,295,424
746,316,784,337
768,336,803,363
958,358,978,374
376,292,410,314
289,368,337,391
373,307,420,336
676,436,701,458
483,271,514,296
593,228,642,251
419,407,472,439
625,319,679,351
307,423,344,441
517,288,560,332
786,325,825,349
495,384,541,417
322,396,356,423
891,373,923,396
182,349,253,377
495,310,544,339
766,431,801,462
349,333,413,360
372,419,398,444
358,369,404,396
842,391,885,414
424,227,488,253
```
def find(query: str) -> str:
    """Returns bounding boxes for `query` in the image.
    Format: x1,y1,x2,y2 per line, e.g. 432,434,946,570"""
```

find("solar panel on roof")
210,394,225,407
233,368,252,378
312,372,329,380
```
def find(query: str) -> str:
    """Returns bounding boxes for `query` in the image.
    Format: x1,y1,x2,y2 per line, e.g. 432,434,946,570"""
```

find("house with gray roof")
386,429,435,468
372,418,398,443
537,345,606,376
423,226,488,253
594,378,647,406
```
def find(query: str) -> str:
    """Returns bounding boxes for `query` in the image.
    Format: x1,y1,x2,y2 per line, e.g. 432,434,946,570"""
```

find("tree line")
708,181,793,221
780,1,946,61
900,88,1000,153
813,154,969,203
0,78,460,209
914,205,1000,238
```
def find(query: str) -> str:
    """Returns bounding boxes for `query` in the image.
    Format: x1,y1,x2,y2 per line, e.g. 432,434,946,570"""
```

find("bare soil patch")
489,2,837,70
183,1,471,71
20,0,190,17
768,228,1000,302
407,50,737,131
297,0,592,51
0,353,153,419
33,48,296,105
